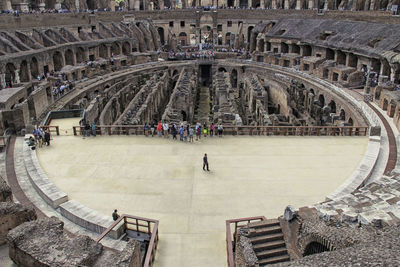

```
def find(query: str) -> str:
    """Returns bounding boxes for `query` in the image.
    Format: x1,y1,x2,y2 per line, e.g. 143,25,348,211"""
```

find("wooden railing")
226,216,267,267
73,125,369,136
96,214,159,267
40,125,60,136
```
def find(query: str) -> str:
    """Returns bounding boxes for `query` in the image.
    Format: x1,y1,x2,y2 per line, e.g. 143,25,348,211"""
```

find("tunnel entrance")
199,64,212,86
303,241,330,256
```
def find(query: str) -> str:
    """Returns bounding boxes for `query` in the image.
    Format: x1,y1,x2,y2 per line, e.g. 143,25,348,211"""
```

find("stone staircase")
247,219,290,265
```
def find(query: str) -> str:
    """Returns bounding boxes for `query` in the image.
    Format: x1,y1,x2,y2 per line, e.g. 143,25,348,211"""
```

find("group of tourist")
53,80,74,99
81,121,97,138
28,127,51,149
143,121,224,141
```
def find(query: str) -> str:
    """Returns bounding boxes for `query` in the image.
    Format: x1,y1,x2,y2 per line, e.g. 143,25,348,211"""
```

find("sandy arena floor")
36,121,368,267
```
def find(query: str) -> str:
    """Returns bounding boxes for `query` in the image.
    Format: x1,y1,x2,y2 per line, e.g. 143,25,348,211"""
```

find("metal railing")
73,125,369,136
96,214,159,267
40,125,60,136
226,216,267,267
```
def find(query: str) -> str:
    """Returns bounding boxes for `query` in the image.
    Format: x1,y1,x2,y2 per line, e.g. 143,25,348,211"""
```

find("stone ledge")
23,144,68,208
326,136,381,201
59,200,124,239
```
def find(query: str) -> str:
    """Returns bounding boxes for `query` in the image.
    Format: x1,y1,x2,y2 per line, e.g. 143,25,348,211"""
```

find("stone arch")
247,26,254,44
318,94,325,107
328,100,336,113
383,98,389,111
348,117,353,125
65,49,74,66
19,60,30,83
158,27,165,45
99,44,108,59
122,42,131,55
304,241,330,256
5,63,16,86
231,69,238,88
111,42,121,56
53,51,64,72
292,44,300,54
30,57,39,78
178,32,187,46
326,48,334,60
303,45,312,56
336,50,346,65
225,32,232,46
281,42,289,53
218,67,227,72
76,47,85,64
340,109,346,120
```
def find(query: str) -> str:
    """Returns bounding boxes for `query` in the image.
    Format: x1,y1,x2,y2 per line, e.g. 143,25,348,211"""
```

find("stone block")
284,205,297,221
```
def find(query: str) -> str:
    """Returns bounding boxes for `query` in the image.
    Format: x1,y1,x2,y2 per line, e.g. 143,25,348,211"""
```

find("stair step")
258,254,290,265
256,247,288,259
253,240,286,251
250,233,284,244
248,219,279,229
248,225,282,237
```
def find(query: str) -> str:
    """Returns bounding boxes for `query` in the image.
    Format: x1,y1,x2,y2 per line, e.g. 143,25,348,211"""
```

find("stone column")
284,0,289,8
308,0,314,9
128,0,135,10
248,0,252,8
296,0,302,9
272,0,277,8
0,74,6,89
55,0,62,10
14,70,20,84
160,0,165,9
260,0,265,8
234,0,239,7
135,0,140,10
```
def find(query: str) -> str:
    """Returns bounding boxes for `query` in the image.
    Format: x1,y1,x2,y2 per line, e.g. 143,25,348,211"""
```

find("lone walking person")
203,153,209,171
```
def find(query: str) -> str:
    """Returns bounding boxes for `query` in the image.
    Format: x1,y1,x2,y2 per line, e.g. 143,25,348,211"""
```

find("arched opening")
326,48,334,60
111,43,121,56
309,89,315,95
328,100,336,113
178,32,187,46
381,59,391,77
258,39,265,52
227,0,234,7
99,44,108,59
336,50,346,65
45,0,55,9
303,45,312,56
340,109,346,120
348,53,358,68
348,117,353,125
172,69,179,77
231,69,238,88
281,43,289,53
76,47,85,64
239,0,248,7
87,0,96,10
318,94,325,107
30,57,39,78
53,51,63,72
181,110,187,121
303,242,330,256
19,60,29,82
247,26,254,44
277,104,281,114
218,67,227,72
122,42,131,55
158,27,165,45
292,44,300,54
5,63,16,86
225,32,231,46
383,99,389,111
65,49,74,65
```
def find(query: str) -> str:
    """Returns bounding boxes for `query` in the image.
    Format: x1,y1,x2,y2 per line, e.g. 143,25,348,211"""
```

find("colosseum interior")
1,1,400,266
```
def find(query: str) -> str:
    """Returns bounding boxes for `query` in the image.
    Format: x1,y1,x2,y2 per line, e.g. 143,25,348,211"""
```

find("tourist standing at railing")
91,123,96,137
210,123,215,136
150,121,155,137
44,130,50,146
171,124,178,140
163,121,169,138
218,123,223,137
189,128,194,142
157,122,162,137
144,123,150,137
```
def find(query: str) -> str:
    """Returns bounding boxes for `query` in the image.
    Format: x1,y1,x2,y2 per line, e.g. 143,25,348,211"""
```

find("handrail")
96,214,159,267
40,125,60,136
72,125,369,137
226,216,266,267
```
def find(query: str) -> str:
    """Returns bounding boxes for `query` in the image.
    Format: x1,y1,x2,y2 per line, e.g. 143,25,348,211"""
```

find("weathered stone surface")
0,202,36,245
95,239,142,267
0,176,12,202
7,217,103,267
284,205,297,221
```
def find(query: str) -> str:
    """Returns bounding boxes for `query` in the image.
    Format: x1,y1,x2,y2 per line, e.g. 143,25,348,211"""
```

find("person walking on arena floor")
203,153,210,171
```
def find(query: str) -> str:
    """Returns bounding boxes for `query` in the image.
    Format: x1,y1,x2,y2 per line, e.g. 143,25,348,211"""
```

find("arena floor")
36,119,368,267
